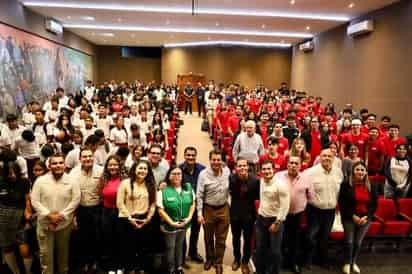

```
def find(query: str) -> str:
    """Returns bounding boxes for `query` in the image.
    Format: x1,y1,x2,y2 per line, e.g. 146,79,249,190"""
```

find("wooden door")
177,72,207,112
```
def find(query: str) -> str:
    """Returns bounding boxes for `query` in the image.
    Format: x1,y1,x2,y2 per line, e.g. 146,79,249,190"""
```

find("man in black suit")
184,82,194,115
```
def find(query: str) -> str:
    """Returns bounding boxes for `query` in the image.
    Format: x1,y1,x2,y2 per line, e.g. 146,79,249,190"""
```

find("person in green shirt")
157,166,195,274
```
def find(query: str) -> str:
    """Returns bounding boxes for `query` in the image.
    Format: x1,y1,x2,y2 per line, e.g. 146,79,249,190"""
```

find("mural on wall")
0,22,93,117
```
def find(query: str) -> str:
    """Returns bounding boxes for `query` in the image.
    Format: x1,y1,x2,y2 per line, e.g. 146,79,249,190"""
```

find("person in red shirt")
382,124,407,158
300,116,323,163
246,93,261,115
228,105,243,137
340,119,369,160
270,122,289,155
216,102,232,137
378,115,391,137
367,127,386,175
258,112,272,148
361,114,377,135
258,136,287,174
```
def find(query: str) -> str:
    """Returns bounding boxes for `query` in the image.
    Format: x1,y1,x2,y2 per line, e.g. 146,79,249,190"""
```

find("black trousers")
76,205,102,266
183,210,201,257
231,218,254,264
305,205,335,265
283,212,303,266
197,99,205,117
101,207,121,271
184,101,192,114
118,216,155,272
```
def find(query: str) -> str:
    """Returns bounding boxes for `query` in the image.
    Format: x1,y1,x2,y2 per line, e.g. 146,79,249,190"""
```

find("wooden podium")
177,72,207,112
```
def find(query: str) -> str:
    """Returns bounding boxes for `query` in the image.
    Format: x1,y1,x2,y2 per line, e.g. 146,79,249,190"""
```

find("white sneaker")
108,271,116,274
117,270,124,274
342,264,351,274
352,264,361,273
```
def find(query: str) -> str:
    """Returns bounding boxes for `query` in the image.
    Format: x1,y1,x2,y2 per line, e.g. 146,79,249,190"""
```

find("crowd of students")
0,79,411,274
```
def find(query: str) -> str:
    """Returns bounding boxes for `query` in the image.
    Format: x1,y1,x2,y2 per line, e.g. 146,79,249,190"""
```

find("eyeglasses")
150,151,161,155
185,154,196,157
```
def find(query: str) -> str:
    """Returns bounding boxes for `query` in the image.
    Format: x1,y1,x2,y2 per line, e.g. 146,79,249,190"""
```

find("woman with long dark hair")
338,161,378,274
54,114,74,144
116,160,157,273
157,166,195,274
99,155,125,273
0,160,32,274
384,144,412,199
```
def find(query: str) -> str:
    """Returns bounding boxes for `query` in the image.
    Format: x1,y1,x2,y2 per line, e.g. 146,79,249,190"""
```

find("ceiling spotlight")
261,24,266,29
281,40,285,43
117,18,122,22
215,22,220,26
66,16,71,19
290,0,296,5
207,36,211,40
306,26,310,30
348,3,355,8
166,19,170,25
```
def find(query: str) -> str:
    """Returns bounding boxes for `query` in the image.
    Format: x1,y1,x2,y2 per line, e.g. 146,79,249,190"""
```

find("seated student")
384,144,412,199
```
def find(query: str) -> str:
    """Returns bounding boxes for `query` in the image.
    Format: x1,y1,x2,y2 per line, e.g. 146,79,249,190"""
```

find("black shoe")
181,262,191,270
291,265,302,274
189,253,204,263
204,260,213,271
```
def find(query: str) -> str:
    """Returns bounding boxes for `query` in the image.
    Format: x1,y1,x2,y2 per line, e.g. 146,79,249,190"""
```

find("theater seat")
398,198,412,224
329,231,344,241
366,221,382,236
374,198,412,236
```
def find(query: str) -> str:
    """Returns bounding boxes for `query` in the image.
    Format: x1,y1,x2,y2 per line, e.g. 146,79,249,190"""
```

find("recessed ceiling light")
290,0,296,5
166,19,170,25
244,38,249,42
215,22,220,26
130,33,135,37
306,26,310,30
100,32,115,37
117,18,122,22
66,16,71,19
81,16,95,21
348,3,355,8
164,40,292,48
22,2,349,21
281,40,285,43
207,36,211,40
64,24,313,38
261,24,266,29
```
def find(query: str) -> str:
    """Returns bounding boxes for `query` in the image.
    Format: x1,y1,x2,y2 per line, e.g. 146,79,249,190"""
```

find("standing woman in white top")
110,116,128,147
14,130,40,182
384,144,412,199
116,160,157,273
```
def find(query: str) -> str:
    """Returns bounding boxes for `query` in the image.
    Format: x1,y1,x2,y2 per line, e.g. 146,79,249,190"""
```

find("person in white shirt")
303,148,343,268
128,124,147,150
69,148,103,272
232,120,265,174
0,122,12,148
65,134,99,171
94,130,112,167
14,130,40,181
81,116,97,142
84,80,96,101
95,104,112,138
110,116,128,147
255,160,290,274
31,153,81,274
4,114,25,150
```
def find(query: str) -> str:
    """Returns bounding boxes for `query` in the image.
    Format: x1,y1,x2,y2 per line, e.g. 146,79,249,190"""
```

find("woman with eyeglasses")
116,160,157,273
338,161,378,274
157,166,195,274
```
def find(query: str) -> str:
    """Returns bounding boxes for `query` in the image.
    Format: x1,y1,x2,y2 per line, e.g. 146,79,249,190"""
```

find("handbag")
201,119,209,132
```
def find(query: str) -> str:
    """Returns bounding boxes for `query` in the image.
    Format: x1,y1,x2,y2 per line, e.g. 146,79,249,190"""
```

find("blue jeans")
305,205,335,265
342,220,370,265
163,229,186,272
255,215,283,274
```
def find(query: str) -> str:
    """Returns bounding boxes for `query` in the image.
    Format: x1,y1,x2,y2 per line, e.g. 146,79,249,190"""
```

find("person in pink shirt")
276,156,314,274
99,155,125,273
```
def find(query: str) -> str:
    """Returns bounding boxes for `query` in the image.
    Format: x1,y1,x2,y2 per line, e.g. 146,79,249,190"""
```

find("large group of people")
0,79,411,274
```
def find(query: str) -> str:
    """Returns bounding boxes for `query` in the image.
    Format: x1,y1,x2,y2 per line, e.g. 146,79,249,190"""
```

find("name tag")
166,197,176,202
